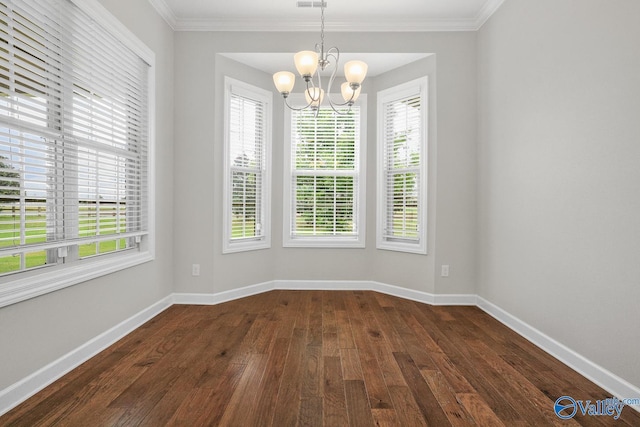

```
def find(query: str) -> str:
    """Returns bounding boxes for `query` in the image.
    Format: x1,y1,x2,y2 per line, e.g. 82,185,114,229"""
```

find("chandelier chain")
320,1,325,49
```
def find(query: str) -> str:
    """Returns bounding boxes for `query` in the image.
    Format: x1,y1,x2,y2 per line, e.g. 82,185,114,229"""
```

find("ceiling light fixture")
272,1,368,114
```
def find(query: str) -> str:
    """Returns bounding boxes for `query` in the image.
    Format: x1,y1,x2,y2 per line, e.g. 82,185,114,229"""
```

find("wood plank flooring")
2,290,639,426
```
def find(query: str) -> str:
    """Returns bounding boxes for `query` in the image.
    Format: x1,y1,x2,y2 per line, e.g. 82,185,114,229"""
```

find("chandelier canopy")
273,1,368,113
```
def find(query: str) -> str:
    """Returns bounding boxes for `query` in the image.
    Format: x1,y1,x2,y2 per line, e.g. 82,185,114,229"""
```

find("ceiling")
148,0,506,32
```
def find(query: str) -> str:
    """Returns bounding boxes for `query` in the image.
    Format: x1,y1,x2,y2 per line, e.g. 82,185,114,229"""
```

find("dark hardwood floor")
2,290,639,426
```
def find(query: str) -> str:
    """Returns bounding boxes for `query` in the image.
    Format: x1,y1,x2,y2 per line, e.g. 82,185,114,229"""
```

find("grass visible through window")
0,204,129,274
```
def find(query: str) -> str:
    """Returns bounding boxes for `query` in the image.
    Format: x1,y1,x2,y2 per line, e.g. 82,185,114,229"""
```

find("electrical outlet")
192,264,200,277
441,265,450,277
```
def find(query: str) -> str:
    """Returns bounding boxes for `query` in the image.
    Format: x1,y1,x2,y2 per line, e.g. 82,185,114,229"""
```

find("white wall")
477,0,640,386
0,0,175,390
172,31,477,295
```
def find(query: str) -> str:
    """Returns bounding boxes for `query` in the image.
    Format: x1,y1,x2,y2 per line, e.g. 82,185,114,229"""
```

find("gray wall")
11,0,640,404
172,44,279,294
0,0,175,390
477,0,640,386
173,31,477,295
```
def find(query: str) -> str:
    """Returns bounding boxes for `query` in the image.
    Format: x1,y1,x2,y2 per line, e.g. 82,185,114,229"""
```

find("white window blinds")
288,106,363,244
377,78,428,254
0,0,149,274
224,78,271,253
229,94,265,240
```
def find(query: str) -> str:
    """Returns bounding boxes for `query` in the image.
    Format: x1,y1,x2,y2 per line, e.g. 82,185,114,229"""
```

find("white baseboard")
274,279,373,291
477,297,640,411
2,281,638,417
432,293,478,306
273,280,476,306
171,280,274,305
0,296,173,417
168,280,475,307
369,281,477,306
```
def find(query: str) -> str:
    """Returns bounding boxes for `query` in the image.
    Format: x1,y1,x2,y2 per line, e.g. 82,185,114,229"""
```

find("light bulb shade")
294,51,319,78
273,71,295,94
305,87,324,107
341,82,361,103
344,60,368,85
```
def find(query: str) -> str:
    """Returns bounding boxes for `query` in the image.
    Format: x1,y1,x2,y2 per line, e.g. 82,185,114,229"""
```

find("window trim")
283,94,367,248
376,77,428,254
0,0,155,308
222,77,272,254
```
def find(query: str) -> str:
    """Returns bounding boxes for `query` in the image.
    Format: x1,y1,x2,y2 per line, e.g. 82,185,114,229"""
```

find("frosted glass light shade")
305,87,324,107
344,60,368,85
273,71,295,94
341,82,361,103
294,51,319,77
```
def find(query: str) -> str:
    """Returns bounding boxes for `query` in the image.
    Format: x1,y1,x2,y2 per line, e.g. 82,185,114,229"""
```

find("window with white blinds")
0,0,153,304
223,78,271,253
377,78,428,254
283,95,366,248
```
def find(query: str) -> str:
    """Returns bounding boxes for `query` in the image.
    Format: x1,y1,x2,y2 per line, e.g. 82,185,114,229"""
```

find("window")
377,78,428,254
283,95,366,248
223,78,271,253
0,0,154,307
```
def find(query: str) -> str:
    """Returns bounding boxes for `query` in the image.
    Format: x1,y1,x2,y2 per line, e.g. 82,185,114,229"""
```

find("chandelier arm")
323,49,356,112
329,93,356,107
326,102,353,115
305,75,322,103
326,47,339,61
324,48,339,104
283,95,315,111
315,65,322,98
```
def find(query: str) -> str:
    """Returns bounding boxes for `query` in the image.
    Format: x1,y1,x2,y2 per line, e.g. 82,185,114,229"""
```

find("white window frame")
283,94,367,248
223,77,272,253
0,0,155,308
377,77,428,254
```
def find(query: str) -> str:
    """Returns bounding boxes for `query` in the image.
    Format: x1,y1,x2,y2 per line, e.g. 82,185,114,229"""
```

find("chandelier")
272,1,368,113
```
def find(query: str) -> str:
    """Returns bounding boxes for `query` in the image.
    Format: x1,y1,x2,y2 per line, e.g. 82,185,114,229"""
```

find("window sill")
377,241,427,255
0,251,154,308
222,240,271,254
283,237,365,249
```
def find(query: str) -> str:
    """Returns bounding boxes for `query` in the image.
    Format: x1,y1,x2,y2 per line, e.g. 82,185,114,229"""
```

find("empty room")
0,0,639,425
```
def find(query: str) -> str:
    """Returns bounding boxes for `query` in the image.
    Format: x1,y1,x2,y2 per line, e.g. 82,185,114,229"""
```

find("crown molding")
473,0,507,29
147,0,177,30
147,0,507,32
171,18,481,32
